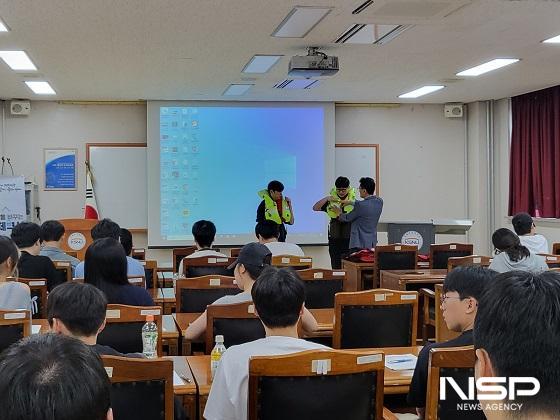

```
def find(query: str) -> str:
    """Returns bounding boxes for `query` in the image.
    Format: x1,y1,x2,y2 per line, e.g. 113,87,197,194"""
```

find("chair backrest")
176,275,240,313
296,269,346,309
426,346,484,420
182,256,235,278
230,247,242,258
131,248,146,260
102,356,173,420
333,289,418,349
206,301,265,353
127,275,146,288
538,253,560,268
435,284,460,343
446,255,492,271
0,309,31,353
11,277,47,318
248,349,385,420
97,305,163,356
553,243,560,255
271,255,313,270
374,244,418,273
140,260,157,289
429,243,474,269
53,260,73,283
173,247,197,272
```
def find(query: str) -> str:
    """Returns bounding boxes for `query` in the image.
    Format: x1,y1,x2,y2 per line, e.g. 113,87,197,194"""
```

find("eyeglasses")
440,294,463,305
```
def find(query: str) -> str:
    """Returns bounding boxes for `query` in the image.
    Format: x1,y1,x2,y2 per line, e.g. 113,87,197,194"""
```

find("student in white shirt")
177,220,227,275
184,243,318,340
489,228,548,273
255,220,304,257
511,212,549,254
204,266,328,420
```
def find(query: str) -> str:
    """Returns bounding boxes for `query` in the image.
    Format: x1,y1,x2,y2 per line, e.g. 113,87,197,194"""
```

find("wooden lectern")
59,219,98,261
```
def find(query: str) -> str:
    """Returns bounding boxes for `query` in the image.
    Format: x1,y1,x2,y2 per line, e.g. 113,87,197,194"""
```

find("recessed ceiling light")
0,18,9,32
399,85,445,99
272,6,332,38
242,55,283,73
543,34,560,44
0,51,37,70
25,81,56,95
335,24,412,45
223,84,253,96
456,58,519,77
274,79,319,89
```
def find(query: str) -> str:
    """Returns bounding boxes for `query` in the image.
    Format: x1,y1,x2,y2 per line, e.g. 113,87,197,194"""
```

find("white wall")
1,101,470,266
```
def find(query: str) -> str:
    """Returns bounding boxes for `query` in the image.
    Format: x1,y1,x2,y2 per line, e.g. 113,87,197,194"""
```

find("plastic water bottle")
142,315,158,359
210,335,226,380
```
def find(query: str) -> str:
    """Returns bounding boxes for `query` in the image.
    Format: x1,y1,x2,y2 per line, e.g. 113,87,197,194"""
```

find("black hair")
0,334,111,420
251,266,305,328
474,271,560,415
443,266,496,301
335,176,350,188
255,220,280,240
91,218,120,241
41,220,65,242
120,228,133,256
267,180,284,193
512,212,533,236
492,228,530,262
10,222,42,248
192,220,216,248
47,282,108,337
0,235,19,270
84,237,128,302
359,177,376,195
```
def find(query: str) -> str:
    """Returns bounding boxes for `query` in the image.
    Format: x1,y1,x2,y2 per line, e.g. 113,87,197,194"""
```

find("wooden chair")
447,255,492,271
98,305,163,356
206,301,264,353
131,247,146,260
0,309,31,353
127,275,146,288
248,349,385,420
176,275,239,313
72,277,84,283
374,244,418,288
271,255,313,270
553,243,560,255
172,247,197,273
420,284,460,343
156,267,174,289
53,260,72,283
11,277,47,318
333,289,418,349
426,346,485,420
538,253,560,268
296,268,346,309
182,256,235,278
429,243,474,269
230,247,242,258
102,356,174,420
140,259,158,289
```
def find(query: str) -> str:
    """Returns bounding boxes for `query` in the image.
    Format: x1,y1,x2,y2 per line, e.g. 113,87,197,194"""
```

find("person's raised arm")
312,196,330,211
337,202,360,223
184,310,207,340
285,196,294,225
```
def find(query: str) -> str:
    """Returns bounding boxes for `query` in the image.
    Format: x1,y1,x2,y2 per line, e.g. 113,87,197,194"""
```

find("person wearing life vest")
313,176,355,269
256,180,294,242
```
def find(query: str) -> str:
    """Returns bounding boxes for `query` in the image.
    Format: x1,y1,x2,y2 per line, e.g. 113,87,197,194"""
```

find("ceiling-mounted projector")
288,47,339,78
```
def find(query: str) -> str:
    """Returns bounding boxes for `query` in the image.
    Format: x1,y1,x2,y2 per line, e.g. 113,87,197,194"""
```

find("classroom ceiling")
0,0,559,103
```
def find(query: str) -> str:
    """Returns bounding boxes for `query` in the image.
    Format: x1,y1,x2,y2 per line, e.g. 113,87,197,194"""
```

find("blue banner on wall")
45,149,77,190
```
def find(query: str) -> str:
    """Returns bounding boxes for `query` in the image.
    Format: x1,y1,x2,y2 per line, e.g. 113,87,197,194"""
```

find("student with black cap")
511,212,549,254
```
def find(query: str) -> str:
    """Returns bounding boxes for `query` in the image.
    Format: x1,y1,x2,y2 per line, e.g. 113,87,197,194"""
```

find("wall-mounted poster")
44,148,77,190
0,176,26,236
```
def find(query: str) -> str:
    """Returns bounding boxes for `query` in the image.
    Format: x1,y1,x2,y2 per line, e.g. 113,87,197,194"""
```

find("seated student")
0,334,113,420
488,228,548,273
475,270,560,419
40,220,81,273
85,238,154,306
177,220,227,275
204,266,327,420
11,222,61,291
0,236,31,311
511,212,549,254
185,243,318,340
75,218,144,278
407,266,497,418
255,220,304,257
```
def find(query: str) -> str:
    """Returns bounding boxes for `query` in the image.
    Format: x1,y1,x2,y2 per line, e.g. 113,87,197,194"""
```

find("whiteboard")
88,145,147,229
335,144,380,194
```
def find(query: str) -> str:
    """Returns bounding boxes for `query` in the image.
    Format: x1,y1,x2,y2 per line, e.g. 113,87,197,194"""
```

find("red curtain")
509,85,560,217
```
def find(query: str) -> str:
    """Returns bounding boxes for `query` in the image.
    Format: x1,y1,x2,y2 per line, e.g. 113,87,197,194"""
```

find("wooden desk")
341,259,376,291
168,356,197,420
380,269,447,291
33,318,49,334
174,312,204,355
152,287,176,314
186,355,211,420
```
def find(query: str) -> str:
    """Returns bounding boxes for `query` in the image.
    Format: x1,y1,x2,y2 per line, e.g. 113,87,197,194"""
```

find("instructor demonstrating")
332,177,383,251
256,180,293,242
313,176,355,269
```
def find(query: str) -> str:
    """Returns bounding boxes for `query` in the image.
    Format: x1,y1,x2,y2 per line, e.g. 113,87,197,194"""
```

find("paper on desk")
385,354,418,371
31,325,41,335
173,371,184,386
